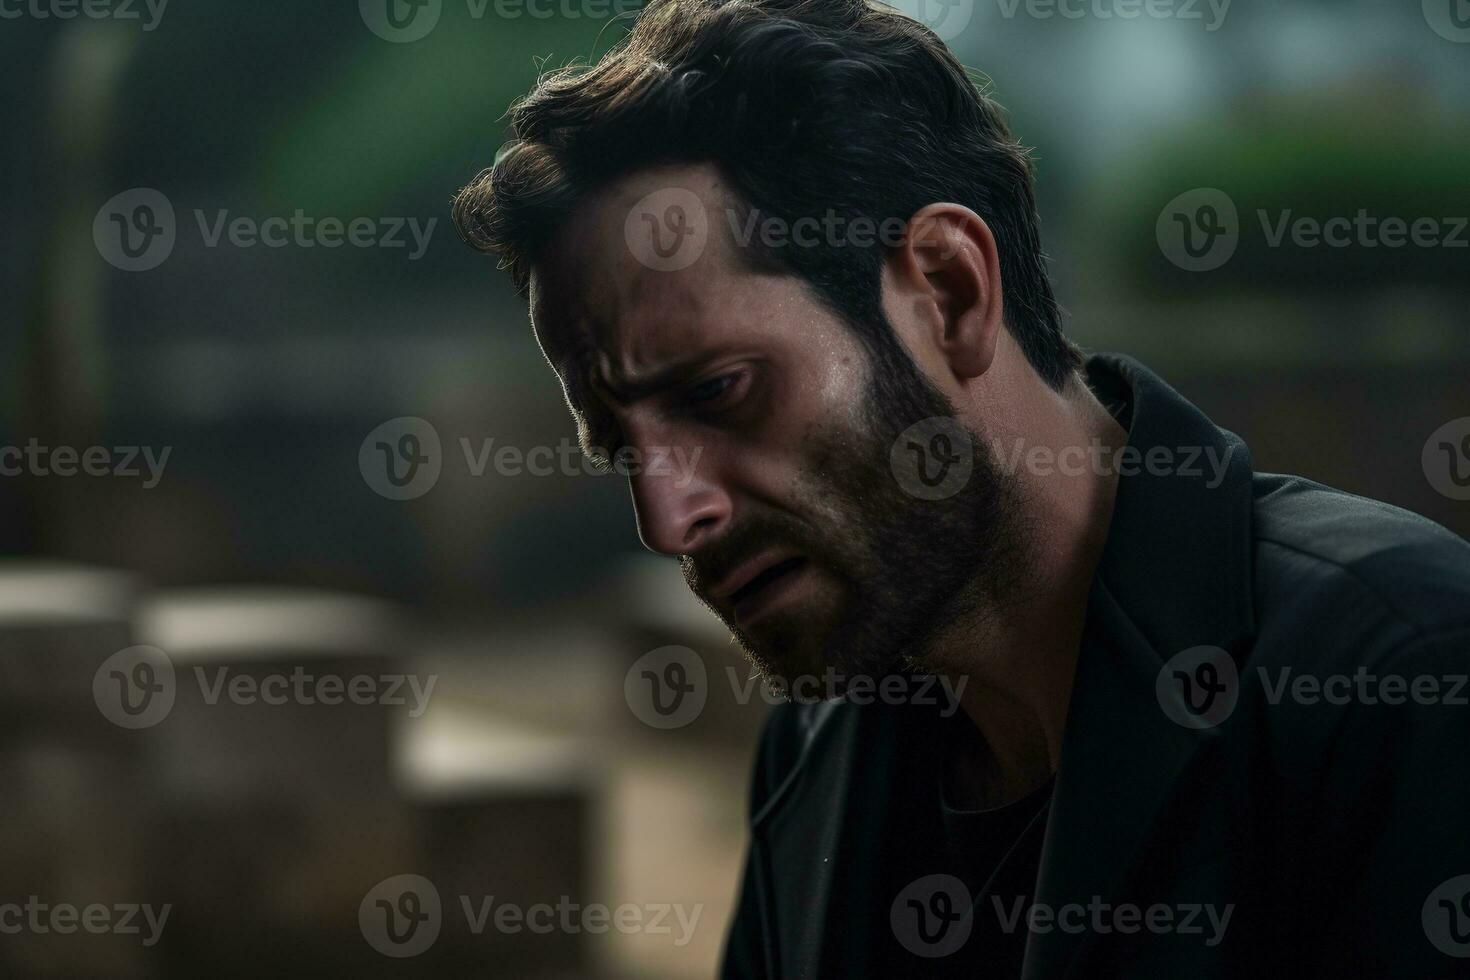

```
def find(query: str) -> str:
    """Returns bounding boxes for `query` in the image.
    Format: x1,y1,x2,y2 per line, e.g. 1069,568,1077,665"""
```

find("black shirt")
879,702,1054,978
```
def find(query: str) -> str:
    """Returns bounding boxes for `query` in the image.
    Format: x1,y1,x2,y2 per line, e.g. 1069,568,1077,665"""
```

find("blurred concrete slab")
134,586,408,806
394,701,596,978
0,561,156,978
0,560,142,731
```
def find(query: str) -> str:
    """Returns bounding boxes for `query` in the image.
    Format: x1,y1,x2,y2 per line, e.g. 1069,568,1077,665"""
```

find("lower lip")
732,560,810,624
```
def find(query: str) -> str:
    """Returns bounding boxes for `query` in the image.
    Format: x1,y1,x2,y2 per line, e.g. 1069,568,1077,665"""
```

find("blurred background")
1,0,1467,976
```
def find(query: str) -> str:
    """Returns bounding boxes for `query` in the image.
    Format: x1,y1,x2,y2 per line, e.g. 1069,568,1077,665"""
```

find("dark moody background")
1,1,1468,977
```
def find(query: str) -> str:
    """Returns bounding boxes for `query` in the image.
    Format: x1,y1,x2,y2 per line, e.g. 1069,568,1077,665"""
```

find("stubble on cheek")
723,427,892,682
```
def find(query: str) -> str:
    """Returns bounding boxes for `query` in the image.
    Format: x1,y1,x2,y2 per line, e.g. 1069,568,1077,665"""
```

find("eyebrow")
563,352,724,463
589,356,714,407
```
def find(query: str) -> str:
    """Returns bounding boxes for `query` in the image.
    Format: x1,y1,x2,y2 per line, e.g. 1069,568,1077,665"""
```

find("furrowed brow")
592,355,715,407
559,343,721,460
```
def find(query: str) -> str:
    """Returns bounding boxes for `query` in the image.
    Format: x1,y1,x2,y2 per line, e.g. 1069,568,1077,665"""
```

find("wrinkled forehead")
528,164,759,396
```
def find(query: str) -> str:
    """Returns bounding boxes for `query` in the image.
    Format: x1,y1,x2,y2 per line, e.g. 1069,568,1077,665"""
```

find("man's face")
531,164,1025,688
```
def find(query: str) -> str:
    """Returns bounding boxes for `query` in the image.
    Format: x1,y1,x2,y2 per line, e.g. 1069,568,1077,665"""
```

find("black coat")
721,354,1470,979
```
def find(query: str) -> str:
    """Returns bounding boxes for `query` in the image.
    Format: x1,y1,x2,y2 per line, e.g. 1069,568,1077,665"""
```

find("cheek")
694,341,874,517
813,347,868,421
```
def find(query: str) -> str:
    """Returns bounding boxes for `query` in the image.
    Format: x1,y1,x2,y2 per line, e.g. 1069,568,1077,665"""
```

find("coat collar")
1023,353,1257,978
1082,353,1256,658
745,354,1259,979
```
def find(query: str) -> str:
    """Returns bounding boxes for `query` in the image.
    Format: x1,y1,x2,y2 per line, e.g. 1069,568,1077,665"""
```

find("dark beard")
683,329,1031,693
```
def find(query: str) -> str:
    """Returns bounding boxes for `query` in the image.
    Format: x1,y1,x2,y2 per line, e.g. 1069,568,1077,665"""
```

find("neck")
937,369,1125,808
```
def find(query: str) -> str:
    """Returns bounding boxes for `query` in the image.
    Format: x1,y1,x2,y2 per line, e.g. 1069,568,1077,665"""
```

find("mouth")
729,556,809,623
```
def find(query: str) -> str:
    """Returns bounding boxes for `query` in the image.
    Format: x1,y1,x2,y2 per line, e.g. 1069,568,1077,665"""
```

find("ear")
883,203,1005,382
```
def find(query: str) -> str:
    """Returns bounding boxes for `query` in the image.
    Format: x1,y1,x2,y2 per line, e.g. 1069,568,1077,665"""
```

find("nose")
629,448,730,556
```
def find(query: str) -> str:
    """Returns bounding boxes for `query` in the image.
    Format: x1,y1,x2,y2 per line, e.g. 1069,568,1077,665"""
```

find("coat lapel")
1022,355,1257,978
753,700,902,979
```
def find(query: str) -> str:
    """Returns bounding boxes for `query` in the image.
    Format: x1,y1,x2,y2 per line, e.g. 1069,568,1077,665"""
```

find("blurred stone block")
393,705,595,979
0,560,142,734
144,797,420,980
0,739,163,980
134,587,409,808
0,561,156,979
0,564,159,975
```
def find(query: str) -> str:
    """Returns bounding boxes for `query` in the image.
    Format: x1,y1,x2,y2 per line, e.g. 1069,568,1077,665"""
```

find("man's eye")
687,373,739,406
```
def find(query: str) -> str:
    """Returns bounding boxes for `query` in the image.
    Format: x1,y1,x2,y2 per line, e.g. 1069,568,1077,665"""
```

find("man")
451,0,1470,975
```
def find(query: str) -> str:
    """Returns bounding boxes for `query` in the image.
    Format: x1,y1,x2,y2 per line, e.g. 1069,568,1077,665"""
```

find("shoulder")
1249,472,1470,656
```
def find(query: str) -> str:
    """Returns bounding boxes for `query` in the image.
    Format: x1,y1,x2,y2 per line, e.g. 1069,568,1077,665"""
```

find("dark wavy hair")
452,0,1082,389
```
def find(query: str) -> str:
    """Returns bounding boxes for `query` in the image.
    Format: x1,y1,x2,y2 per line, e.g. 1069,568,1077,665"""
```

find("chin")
739,603,882,695
729,606,828,685
724,572,909,695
